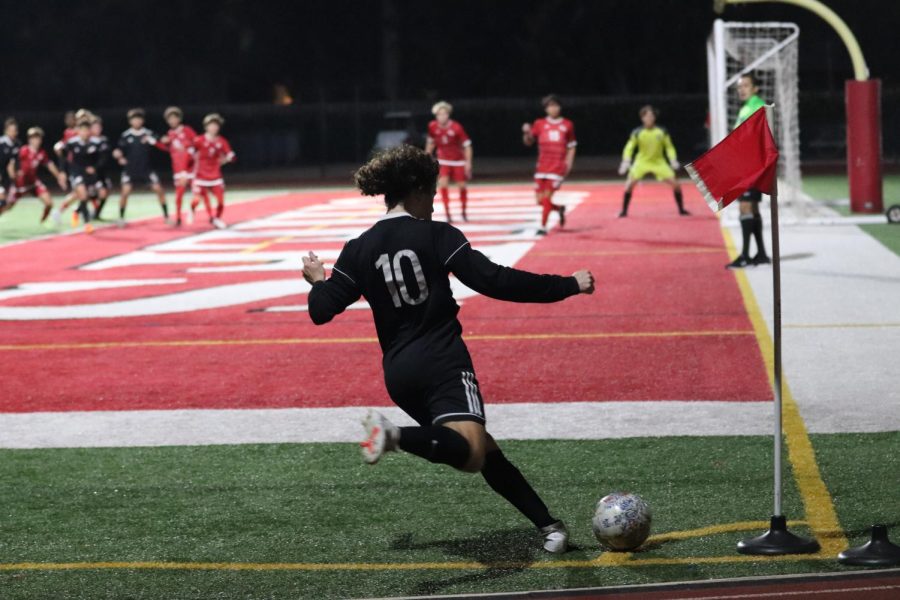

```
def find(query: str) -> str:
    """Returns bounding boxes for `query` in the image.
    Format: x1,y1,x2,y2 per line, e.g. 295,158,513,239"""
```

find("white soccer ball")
592,492,652,551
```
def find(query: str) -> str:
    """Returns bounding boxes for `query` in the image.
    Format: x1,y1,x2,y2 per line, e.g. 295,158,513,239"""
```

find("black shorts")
121,171,160,186
384,336,486,427
740,188,762,202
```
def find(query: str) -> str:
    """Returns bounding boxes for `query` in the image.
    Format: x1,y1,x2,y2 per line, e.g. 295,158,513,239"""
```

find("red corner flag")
685,107,779,212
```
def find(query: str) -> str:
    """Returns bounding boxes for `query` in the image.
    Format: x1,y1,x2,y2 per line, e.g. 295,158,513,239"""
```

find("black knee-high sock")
119,205,126,219
674,189,685,211
752,215,766,256
161,202,169,218
481,449,556,529
739,214,753,257
77,201,91,223
94,198,107,218
399,426,470,469
621,191,632,215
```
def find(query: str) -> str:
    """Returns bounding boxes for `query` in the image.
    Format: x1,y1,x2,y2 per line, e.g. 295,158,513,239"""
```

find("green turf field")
803,174,900,256
0,189,285,244
1,433,897,599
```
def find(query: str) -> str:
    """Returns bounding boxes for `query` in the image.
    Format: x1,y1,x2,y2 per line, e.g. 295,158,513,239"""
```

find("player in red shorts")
158,106,197,226
191,113,235,229
424,101,473,223
521,95,577,235
5,127,68,224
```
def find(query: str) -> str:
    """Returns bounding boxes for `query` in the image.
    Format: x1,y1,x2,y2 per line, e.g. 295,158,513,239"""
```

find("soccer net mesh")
707,20,801,202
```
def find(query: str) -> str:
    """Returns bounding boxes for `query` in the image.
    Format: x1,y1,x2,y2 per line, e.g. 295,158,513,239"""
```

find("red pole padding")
845,79,883,213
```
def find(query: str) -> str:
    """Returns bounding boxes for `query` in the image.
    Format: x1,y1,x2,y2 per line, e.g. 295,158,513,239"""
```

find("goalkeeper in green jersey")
727,73,770,269
617,105,689,217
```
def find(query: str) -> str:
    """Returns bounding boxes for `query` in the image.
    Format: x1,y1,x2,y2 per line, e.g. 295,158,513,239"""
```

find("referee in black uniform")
302,145,594,553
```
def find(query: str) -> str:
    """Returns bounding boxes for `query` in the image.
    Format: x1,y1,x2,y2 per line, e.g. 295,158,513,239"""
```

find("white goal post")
707,19,801,201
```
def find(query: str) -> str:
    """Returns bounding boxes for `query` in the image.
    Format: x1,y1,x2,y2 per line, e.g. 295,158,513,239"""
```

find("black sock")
398,426,470,470
119,206,126,219
161,203,169,218
621,191,632,215
481,449,555,529
94,198,107,218
740,215,753,257
752,215,766,256
78,201,91,223
674,189,685,211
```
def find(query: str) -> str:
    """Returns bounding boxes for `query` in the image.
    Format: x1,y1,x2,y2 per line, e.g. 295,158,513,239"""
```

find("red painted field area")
0,184,772,412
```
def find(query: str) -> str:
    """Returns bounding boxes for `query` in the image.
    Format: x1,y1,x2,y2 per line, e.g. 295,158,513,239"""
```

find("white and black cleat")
539,520,569,554
360,410,399,465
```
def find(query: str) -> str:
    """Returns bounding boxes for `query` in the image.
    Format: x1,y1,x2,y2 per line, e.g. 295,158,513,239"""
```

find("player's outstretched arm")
521,123,535,147
303,251,361,325
449,243,593,302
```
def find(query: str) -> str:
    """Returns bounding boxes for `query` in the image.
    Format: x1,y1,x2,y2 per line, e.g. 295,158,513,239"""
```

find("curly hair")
354,144,438,208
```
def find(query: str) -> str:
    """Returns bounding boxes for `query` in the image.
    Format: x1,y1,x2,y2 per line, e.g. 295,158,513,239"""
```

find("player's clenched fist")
302,251,325,284
573,270,595,294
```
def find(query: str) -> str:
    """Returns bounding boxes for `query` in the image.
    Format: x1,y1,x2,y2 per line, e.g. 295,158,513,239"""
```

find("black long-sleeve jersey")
0,135,21,185
65,136,105,178
92,135,111,178
117,127,158,177
308,212,579,360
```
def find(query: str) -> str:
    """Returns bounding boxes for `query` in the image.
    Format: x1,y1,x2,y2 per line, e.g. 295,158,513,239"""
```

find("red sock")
195,188,212,217
440,187,450,218
213,185,225,218
460,188,468,213
540,196,553,228
175,185,186,217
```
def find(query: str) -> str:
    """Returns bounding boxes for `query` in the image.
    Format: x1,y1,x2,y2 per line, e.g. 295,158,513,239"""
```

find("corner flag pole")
736,105,819,555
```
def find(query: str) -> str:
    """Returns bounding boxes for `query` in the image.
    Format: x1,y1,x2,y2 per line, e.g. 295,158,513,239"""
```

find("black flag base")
737,515,821,555
838,524,900,567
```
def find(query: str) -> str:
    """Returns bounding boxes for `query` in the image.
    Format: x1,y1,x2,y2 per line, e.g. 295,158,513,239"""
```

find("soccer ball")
591,492,652,551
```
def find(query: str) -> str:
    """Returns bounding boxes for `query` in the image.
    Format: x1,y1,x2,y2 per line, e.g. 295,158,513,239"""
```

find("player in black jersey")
302,145,595,553
112,108,168,226
0,118,21,211
60,119,105,233
89,116,113,220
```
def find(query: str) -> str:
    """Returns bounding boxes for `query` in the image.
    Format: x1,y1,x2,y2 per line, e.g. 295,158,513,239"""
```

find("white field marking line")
0,189,293,250
676,585,900,600
0,402,775,449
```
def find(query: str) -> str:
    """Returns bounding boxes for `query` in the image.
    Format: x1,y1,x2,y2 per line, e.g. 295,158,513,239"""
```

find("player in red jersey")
4,127,68,224
158,106,197,226
521,95,576,235
190,113,235,229
424,101,473,223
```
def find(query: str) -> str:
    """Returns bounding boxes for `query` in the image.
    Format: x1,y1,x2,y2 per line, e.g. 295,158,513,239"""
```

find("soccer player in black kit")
113,108,168,225
302,145,595,553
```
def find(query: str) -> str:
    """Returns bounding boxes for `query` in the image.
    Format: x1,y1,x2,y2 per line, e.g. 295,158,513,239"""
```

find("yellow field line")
722,228,848,555
240,236,293,254
531,248,723,257
0,329,754,352
0,520,836,573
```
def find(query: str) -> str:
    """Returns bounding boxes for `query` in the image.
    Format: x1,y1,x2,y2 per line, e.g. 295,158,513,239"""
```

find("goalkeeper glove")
617,160,631,176
670,159,681,171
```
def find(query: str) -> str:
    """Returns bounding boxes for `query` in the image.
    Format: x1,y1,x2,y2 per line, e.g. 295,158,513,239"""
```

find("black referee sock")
481,449,556,529
752,215,767,257
739,214,754,257
674,189,685,211
399,426,470,470
621,191,632,215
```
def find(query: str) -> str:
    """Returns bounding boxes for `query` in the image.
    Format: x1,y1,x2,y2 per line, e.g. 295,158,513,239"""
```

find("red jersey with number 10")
427,120,471,166
193,134,235,184
531,117,576,177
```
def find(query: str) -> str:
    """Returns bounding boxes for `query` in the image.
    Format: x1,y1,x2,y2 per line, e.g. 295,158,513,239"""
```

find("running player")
89,116,112,220
727,73,770,269
61,119,103,233
112,108,168,226
424,101,473,223
302,145,595,553
521,95,576,235
4,127,68,224
158,106,197,226
190,113,235,229
617,105,689,217
0,118,21,212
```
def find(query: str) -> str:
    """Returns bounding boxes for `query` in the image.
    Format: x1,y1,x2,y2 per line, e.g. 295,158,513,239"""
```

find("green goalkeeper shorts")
629,159,675,181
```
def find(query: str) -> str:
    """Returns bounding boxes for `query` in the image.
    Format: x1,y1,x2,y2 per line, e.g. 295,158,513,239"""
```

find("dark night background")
1,0,896,170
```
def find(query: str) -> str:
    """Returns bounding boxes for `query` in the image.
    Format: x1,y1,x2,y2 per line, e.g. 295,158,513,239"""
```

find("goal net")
707,20,801,202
